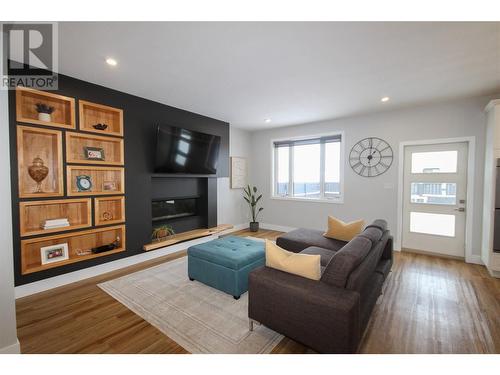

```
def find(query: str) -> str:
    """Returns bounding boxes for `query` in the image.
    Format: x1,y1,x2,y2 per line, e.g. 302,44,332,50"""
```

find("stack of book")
42,218,70,230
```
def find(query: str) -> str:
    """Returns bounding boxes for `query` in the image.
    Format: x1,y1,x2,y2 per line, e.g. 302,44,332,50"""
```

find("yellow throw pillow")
323,215,365,242
265,240,321,280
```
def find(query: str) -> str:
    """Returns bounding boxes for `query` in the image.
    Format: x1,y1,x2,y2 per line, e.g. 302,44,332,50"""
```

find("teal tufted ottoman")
187,236,265,299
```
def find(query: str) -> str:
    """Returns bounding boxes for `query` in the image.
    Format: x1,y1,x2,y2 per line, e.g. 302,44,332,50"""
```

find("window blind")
273,134,341,148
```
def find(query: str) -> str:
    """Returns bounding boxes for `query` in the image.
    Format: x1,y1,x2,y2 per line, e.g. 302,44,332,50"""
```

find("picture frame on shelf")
102,181,118,191
40,243,69,265
83,146,105,161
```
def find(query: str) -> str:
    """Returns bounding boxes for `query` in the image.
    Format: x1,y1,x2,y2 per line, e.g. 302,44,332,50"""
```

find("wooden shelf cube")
19,198,92,237
67,166,124,196
79,100,123,137
21,225,126,275
66,132,124,165
94,196,126,226
17,126,64,198
16,86,75,129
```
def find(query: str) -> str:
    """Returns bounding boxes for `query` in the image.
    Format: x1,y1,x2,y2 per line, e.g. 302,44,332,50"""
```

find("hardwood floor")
15,229,500,354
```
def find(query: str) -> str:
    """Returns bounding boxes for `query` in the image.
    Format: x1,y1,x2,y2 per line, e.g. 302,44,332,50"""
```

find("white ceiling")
58,22,500,130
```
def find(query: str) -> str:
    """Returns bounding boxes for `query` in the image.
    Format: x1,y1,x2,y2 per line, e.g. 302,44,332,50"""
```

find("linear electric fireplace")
152,196,199,222
150,176,217,238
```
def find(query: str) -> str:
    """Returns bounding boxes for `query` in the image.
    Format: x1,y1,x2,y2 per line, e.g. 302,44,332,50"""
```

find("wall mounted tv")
154,125,221,175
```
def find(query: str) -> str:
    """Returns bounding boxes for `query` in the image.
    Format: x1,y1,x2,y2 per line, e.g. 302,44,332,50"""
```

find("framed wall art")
230,157,247,189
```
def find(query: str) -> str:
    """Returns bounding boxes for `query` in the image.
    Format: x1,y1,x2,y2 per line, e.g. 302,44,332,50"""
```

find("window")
411,151,457,173
273,134,343,202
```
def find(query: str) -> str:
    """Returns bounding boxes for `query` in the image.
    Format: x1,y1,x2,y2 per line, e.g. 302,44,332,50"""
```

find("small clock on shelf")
76,175,92,192
349,137,393,177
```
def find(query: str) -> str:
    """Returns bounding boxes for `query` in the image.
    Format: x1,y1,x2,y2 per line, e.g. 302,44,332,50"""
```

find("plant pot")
38,112,52,122
249,222,259,232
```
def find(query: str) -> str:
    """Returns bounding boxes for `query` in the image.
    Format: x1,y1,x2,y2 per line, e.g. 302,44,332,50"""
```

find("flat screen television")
154,125,221,174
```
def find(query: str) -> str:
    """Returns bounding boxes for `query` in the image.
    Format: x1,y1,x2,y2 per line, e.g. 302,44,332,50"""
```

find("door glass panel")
411,151,458,173
410,183,457,205
410,212,455,237
293,143,321,198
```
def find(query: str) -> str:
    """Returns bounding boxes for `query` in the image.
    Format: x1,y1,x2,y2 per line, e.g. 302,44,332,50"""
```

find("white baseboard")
466,255,484,265
259,222,296,233
0,339,20,354
15,224,247,299
487,268,500,278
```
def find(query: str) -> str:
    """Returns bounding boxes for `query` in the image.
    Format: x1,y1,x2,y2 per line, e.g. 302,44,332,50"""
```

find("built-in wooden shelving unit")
14,87,126,275
143,224,233,251
16,86,75,129
19,198,92,237
66,132,124,165
17,125,64,198
94,196,126,226
21,225,126,275
79,100,123,137
67,165,125,196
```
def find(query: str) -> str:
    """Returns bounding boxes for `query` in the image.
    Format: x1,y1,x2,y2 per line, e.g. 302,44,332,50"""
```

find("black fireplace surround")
150,175,217,237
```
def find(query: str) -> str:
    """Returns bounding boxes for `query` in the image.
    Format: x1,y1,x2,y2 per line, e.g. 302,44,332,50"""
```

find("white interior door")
402,142,468,258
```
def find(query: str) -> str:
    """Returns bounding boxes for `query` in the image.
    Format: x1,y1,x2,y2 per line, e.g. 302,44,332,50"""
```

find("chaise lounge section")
248,219,393,353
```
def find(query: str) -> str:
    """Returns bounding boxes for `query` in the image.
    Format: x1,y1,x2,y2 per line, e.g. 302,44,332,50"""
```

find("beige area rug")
98,257,282,353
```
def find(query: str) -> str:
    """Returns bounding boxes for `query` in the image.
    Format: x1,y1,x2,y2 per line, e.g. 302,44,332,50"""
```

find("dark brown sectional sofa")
248,219,393,353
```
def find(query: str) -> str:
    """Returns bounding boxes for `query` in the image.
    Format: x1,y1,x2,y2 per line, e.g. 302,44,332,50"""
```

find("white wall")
217,126,251,226
0,86,20,352
249,95,499,257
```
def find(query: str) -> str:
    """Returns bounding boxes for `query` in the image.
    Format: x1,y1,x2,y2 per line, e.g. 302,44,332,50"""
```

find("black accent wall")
9,71,229,286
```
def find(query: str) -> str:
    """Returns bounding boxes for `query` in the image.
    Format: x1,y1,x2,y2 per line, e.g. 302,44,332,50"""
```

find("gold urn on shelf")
28,156,49,193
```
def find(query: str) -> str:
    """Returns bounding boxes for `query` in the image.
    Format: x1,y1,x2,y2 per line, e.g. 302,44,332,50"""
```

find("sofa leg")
249,319,260,331
189,277,195,281
233,295,240,300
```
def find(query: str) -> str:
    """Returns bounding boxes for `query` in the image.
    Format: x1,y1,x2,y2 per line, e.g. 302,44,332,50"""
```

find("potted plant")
35,103,55,122
243,185,264,232
152,224,175,242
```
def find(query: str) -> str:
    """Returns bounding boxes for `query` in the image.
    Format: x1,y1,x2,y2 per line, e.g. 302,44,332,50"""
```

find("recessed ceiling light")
265,118,272,123
106,58,117,66
381,96,390,102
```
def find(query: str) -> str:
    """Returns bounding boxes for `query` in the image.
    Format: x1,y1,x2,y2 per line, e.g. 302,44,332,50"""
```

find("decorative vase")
38,112,52,122
250,222,259,232
152,226,175,242
156,229,168,239
28,156,49,193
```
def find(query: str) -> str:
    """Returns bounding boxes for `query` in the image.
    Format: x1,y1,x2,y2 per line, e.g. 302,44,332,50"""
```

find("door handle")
454,207,465,212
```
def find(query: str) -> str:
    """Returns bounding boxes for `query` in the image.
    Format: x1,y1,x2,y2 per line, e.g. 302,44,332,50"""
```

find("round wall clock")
76,175,92,192
349,137,393,177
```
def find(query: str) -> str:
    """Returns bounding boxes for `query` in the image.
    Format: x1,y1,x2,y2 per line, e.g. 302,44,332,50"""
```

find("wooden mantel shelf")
143,224,233,251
